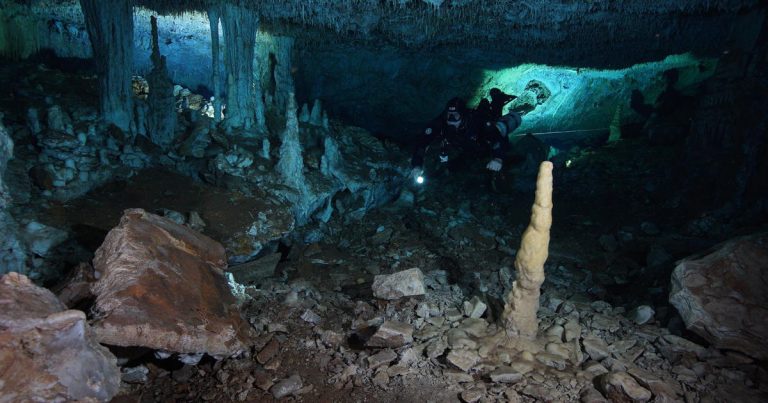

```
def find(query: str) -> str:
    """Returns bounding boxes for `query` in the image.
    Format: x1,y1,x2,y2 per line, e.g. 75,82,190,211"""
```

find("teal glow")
470,53,716,137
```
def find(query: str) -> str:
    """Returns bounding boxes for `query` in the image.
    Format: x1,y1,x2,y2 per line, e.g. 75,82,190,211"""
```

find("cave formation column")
273,36,295,113
80,0,134,133
146,16,176,149
502,161,553,340
219,4,265,133
207,7,223,123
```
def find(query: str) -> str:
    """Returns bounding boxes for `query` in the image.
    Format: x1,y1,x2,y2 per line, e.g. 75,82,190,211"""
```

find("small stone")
564,319,581,342
445,307,463,322
367,321,413,348
447,349,480,372
628,305,655,325
535,353,567,370
257,338,280,365
270,375,303,399
580,386,609,403
597,371,652,402
443,369,474,383
508,360,534,375
301,309,322,325
545,324,565,340
489,367,524,384
372,370,390,388
121,365,149,384
367,349,397,370
372,268,426,300
583,337,610,361
254,370,274,391
461,388,484,403
583,361,609,377
462,296,487,319
546,342,571,359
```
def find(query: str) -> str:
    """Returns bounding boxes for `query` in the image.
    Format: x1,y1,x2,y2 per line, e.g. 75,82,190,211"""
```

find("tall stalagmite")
503,161,553,339
220,4,265,133
146,16,176,149
277,93,306,192
80,0,134,133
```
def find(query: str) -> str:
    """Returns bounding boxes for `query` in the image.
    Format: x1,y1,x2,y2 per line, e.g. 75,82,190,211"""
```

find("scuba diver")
410,95,522,183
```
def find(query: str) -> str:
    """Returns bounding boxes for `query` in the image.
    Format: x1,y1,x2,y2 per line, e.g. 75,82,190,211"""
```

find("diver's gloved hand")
410,166,424,183
486,158,503,172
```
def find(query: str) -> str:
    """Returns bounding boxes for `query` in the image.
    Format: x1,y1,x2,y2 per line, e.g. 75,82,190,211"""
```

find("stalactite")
220,3,264,134
207,7,223,123
80,0,134,133
145,15,176,150
502,161,553,340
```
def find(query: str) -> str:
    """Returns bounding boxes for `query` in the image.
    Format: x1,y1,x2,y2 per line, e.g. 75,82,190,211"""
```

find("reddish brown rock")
90,209,252,355
0,272,120,402
669,232,768,360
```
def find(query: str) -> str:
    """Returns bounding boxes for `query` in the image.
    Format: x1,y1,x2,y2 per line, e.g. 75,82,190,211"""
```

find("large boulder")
90,209,253,356
0,272,120,402
669,232,768,360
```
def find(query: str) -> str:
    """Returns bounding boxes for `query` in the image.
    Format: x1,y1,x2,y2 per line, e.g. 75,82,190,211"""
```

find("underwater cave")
0,0,767,401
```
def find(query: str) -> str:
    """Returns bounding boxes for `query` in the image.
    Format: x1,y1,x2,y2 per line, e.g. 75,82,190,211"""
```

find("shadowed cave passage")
0,1,767,402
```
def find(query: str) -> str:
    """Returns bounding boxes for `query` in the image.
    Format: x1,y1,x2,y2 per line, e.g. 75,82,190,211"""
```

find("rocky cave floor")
3,62,767,403
33,156,768,402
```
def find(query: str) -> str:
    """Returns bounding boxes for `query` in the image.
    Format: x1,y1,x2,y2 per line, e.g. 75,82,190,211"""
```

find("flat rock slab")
90,208,252,355
227,252,281,283
669,232,768,360
372,268,426,300
367,320,414,348
0,272,120,402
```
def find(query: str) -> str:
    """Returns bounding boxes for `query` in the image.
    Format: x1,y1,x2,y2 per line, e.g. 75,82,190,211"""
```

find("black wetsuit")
411,110,510,169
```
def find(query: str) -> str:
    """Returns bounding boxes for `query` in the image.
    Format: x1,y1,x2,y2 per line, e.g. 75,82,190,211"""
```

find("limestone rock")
597,371,652,403
447,349,480,372
270,374,303,399
90,209,252,355
669,232,768,360
582,336,610,361
368,349,398,369
489,366,524,384
463,296,487,318
0,272,120,402
367,321,413,348
628,305,655,325
372,268,426,300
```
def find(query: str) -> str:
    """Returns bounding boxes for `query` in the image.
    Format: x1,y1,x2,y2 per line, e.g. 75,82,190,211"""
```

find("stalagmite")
502,161,553,339
277,93,306,193
145,16,176,150
220,4,264,133
79,0,134,133
299,103,310,122
207,7,223,123
310,99,323,126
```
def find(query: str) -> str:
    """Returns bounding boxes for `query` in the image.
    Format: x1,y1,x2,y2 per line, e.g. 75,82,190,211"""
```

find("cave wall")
0,0,764,142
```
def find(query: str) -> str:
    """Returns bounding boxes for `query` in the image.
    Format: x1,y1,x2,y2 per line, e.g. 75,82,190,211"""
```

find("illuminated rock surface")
670,232,768,360
90,208,253,355
0,272,120,402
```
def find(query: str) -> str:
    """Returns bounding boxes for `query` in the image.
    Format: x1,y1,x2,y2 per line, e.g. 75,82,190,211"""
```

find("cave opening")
0,0,767,402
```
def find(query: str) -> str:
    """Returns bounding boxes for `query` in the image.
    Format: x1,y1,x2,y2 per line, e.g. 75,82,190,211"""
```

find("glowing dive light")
416,175,425,184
